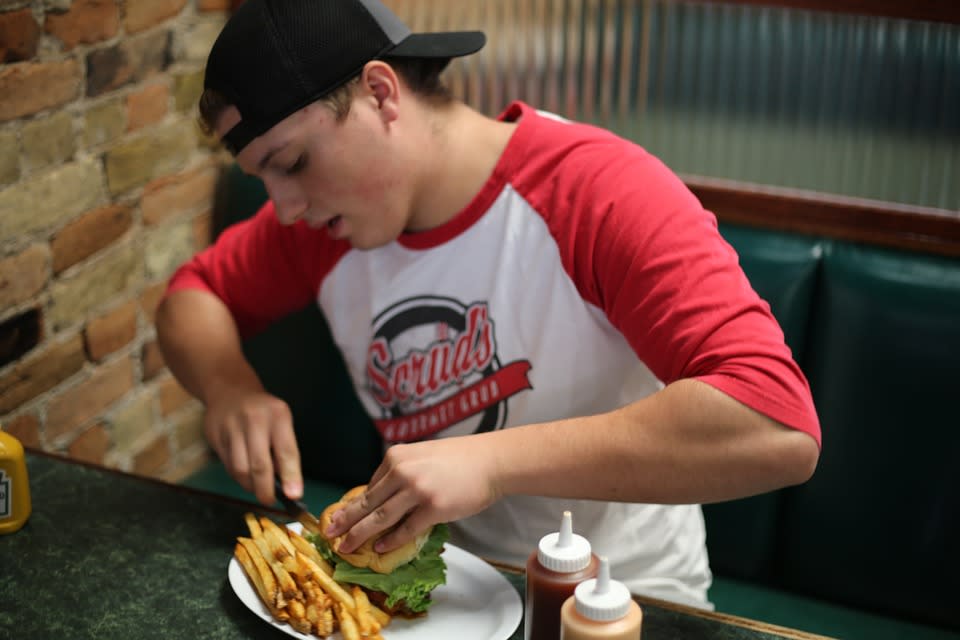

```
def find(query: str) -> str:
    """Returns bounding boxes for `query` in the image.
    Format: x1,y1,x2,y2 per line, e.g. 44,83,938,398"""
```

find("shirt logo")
366,297,532,442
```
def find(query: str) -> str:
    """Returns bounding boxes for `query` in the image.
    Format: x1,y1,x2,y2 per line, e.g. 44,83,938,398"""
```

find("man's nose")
266,182,308,225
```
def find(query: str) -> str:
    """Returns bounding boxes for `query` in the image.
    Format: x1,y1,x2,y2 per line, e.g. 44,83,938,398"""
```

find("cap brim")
388,31,486,59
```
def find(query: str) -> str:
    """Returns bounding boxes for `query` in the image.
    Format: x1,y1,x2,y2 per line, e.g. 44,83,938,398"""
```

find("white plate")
228,523,523,640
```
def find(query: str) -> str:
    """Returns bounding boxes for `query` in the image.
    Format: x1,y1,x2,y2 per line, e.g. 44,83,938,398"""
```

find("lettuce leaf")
307,524,450,613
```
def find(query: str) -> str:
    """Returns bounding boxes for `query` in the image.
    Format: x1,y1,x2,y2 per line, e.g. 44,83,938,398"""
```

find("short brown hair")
198,57,453,140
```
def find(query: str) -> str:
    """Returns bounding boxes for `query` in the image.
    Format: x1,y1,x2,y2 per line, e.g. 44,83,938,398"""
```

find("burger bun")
319,485,432,574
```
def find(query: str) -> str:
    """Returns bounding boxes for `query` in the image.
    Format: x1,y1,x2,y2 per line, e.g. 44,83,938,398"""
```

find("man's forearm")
485,378,819,505
155,288,264,405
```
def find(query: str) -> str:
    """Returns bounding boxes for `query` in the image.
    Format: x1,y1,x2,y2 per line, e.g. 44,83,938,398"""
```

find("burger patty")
365,589,429,618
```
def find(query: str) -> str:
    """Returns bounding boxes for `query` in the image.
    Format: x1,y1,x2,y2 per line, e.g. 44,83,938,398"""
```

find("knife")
274,476,323,535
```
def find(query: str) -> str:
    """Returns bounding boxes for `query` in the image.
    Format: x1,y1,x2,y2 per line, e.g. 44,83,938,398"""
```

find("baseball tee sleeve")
165,201,337,338
535,138,821,445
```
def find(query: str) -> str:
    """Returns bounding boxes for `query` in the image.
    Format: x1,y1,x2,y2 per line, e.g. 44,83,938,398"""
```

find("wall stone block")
51,204,133,274
84,300,137,362
163,445,211,482
139,280,166,323
172,69,202,113
173,405,204,449
2,413,40,447
86,29,171,98
0,128,18,186
83,97,125,148
126,82,169,131
0,158,104,243
141,164,217,226
67,422,110,464
124,0,187,34
133,434,170,476
111,387,155,452
22,111,76,171
46,355,134,440
0,244,49,310
44,0,120,50
0,334,86,415
48,243,143,331
172,16,222,64
104,120,195,194
144,218,194,280
0,8,40,62
0,59,80,122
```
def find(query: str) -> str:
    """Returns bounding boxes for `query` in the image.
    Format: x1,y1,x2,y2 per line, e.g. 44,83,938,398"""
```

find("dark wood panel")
684,175,960,257
680,0,960,24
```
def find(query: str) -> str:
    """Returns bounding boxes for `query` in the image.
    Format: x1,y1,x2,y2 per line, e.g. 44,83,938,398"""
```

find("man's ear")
360,61,401,122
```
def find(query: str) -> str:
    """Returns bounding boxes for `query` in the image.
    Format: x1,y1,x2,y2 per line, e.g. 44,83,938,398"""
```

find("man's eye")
285,155,306,175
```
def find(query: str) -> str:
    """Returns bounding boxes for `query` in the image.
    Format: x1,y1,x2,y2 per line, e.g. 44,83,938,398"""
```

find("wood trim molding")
681,0,960,25
684,175,960,257
630,592,836,640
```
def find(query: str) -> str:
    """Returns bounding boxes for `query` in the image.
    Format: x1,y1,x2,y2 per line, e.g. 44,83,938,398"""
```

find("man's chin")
348,235,395,251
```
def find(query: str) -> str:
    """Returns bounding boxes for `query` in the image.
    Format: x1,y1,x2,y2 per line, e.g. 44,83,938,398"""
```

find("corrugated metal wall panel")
388,0,959,210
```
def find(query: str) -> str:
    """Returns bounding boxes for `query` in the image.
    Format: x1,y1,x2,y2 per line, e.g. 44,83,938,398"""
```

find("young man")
157,0,820,607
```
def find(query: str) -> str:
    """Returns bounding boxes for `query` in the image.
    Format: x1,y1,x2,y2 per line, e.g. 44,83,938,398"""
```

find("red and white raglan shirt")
167,101,820,608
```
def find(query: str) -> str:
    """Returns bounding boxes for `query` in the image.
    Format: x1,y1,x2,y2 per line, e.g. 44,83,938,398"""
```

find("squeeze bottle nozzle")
574,556,633,621
537,510,593,572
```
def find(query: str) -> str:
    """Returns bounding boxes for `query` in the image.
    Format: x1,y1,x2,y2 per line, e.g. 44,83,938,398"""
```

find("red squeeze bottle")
525,511,600,640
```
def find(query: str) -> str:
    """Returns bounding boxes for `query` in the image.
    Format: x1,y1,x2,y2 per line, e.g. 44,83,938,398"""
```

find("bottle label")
0,469,10,518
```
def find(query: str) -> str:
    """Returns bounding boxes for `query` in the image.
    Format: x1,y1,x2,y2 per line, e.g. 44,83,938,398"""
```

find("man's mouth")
306,214,342,230
324,215,345,239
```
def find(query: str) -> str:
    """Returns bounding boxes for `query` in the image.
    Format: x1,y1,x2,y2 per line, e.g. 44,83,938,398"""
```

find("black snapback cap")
204,0,486,154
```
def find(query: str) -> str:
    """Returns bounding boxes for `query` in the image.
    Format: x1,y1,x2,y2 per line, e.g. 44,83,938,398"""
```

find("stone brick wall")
0,0,234,482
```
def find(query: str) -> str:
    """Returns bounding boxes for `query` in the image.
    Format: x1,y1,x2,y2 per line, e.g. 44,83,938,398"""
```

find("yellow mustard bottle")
0,428,32,534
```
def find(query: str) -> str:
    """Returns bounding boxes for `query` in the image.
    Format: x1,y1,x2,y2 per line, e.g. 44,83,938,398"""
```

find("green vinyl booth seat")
703,229,960,639
183,164,960,639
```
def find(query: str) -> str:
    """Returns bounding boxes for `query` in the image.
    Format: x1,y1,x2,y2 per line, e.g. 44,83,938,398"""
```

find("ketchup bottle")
560,556,643,640
525,511,599,640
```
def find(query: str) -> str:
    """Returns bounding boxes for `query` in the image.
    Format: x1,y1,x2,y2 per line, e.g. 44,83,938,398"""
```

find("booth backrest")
779,242,960,629
212,164,960,631
706,225,960,631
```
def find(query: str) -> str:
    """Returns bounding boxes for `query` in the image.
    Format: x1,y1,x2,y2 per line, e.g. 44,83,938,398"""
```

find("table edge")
481,559,835,640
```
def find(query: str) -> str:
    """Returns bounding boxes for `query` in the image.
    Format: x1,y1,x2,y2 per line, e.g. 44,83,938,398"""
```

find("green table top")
1,452,825,640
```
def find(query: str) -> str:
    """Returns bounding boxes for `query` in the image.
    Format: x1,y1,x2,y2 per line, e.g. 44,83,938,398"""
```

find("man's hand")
204,386,303,506
155,289,305,507
324,435,501,553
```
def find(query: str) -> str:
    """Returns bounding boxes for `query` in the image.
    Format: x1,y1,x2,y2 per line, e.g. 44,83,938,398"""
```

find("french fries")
234,513,390,638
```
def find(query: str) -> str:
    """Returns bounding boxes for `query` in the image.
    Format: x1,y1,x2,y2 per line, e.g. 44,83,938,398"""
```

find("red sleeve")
517,118,821,445
165,201,349,338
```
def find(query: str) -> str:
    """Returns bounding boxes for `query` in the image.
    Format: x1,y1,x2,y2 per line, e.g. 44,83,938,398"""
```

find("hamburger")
307,486,449,617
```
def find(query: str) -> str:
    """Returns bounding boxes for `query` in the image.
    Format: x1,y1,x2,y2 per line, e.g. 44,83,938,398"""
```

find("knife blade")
274,477,322,535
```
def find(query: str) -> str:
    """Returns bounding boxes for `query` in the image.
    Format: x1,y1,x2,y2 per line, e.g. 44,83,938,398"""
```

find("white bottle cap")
537,510,593,573
574,556,632,621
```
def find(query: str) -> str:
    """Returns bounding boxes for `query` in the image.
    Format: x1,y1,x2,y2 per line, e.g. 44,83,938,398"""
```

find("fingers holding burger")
320,486,431,574
309,485,450,616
